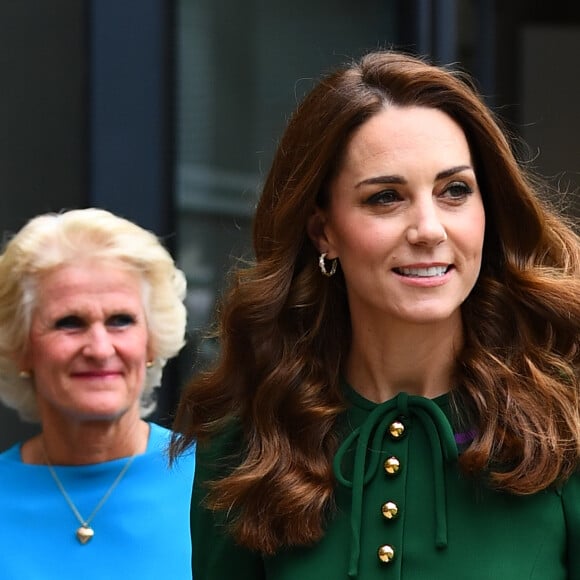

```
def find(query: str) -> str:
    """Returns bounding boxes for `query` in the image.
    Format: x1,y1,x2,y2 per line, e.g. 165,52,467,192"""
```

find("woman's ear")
16,350,31,376
307,207,335,258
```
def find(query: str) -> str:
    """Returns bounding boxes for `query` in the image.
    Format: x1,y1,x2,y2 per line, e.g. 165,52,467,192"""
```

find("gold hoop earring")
319,253,337,277
146,360,154,369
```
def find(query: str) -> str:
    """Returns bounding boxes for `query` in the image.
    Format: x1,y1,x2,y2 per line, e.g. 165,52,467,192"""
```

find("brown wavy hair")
171,51,580,553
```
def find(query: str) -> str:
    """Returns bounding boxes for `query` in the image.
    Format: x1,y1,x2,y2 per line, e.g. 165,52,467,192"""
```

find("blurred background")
0,0,578,449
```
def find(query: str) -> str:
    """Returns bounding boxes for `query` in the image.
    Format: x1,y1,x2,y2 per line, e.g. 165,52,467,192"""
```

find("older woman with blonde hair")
0,208,194,578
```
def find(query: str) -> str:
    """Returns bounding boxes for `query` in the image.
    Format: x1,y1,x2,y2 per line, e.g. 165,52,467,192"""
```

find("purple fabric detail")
454,430,476,445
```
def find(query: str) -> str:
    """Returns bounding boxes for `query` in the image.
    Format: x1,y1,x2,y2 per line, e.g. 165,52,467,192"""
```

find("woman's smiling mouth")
394,265,452,277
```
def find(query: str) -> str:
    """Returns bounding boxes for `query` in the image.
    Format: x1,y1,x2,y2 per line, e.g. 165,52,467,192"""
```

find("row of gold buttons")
377,420,406,564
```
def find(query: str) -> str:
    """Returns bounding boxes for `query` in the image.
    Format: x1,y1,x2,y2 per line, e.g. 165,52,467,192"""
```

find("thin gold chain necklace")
43,446,137,544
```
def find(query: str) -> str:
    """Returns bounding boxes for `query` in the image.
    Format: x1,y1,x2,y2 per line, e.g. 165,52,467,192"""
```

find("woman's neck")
345,317,463,403
21,414,150,466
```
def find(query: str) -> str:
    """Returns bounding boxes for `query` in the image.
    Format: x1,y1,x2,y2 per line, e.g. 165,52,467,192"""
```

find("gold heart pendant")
76,525,95,544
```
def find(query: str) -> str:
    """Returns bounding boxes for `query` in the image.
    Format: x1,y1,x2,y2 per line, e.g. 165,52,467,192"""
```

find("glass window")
175,0,397,367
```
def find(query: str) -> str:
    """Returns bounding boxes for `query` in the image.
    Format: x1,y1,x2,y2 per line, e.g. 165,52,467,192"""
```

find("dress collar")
334,385,459,579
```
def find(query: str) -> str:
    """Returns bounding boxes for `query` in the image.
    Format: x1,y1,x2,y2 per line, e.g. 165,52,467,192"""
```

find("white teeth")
398,266,448,277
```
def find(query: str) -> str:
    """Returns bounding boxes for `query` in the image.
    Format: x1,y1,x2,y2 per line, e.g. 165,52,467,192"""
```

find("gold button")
377,544,395,563
389,420,405,439
383,456,401,475
381,501,399,520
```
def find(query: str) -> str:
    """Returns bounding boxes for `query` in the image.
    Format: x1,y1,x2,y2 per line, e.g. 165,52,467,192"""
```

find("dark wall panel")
0,1,87,450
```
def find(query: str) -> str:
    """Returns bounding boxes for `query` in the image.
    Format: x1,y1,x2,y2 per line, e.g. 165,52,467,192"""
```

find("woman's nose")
405,201,447,246
82,325,115,359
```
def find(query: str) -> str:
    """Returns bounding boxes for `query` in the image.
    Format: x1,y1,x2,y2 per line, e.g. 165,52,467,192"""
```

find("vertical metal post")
433,0,458,64
474,0,496,102
88,0,174,239
415,0,433,56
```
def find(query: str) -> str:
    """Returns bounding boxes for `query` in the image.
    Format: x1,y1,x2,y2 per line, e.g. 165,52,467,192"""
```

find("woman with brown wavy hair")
171,50,580,579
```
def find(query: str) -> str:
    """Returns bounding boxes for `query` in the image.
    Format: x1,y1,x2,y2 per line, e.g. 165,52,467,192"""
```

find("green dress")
191,386,580,579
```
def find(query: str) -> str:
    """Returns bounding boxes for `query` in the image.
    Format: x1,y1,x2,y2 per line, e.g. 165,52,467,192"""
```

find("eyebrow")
355,165,473,188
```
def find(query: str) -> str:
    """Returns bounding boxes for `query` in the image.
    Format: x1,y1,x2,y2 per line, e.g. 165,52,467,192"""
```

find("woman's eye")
107,314,136,328
443,181,473,199
54,315,84,330
365,189,401,205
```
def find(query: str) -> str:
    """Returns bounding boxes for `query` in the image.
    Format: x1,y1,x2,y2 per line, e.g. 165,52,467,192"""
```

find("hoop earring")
319,253,337,277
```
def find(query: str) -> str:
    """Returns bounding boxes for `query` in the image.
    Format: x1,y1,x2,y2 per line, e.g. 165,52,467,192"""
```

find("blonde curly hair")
0,208,187,422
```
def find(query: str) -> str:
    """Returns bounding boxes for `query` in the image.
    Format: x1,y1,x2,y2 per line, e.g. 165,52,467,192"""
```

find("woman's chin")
64,399,134,423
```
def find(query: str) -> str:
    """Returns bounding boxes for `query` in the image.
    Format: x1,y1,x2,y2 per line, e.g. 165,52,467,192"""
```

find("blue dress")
0,422,195,579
